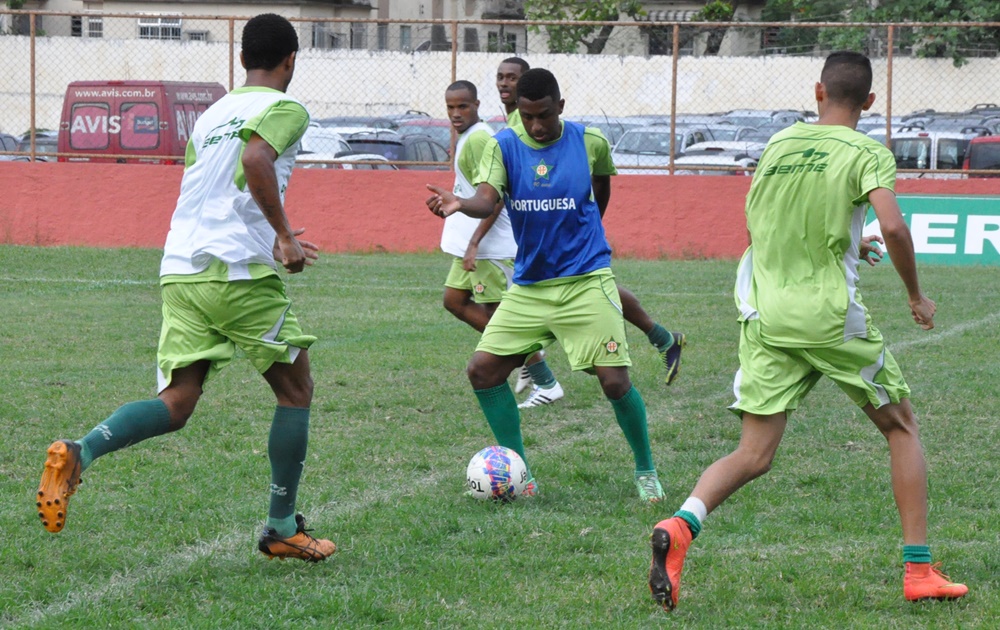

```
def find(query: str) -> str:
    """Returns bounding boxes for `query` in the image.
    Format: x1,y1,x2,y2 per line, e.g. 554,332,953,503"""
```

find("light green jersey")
735,122,896,347
506,109,522,129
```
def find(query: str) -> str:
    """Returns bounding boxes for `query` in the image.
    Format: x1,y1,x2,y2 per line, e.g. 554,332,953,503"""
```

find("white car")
295,152,398,170
298,124,352,156
611,125,714,174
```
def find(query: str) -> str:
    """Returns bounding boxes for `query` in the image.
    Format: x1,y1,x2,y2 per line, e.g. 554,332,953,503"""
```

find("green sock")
609,385,654,472
267,406,310,538
474,384,531,478
674,510,703,540
78,399,172,472
646,323,674,351
903,544,932,564
525,358,557,389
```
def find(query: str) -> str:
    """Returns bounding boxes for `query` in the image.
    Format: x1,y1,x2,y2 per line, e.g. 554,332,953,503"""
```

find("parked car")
298,124,351,156
296,152,398,170
343,129,449,170
962,135,1000,176
684,140,767,160
890,126,990,174
611,124,715,174
673,150,758,176
396,118,454,154
16,130,59,161
58,80,226,164
564,115,645,147
0,132,19,160
720,109,805,128
315,115,401,131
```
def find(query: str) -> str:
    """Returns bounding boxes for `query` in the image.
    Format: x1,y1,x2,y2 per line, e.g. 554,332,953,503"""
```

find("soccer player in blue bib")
427,68,665,502
496,57,686,395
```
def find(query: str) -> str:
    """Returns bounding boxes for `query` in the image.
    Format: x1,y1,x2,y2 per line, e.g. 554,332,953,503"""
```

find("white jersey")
440,121,517,259
160,87,308,280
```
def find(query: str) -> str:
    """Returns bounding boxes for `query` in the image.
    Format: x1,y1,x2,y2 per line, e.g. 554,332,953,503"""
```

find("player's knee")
282,375,314,408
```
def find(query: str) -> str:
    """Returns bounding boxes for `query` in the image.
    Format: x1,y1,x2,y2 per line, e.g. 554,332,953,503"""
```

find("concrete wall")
3,33,998,135
2,162,997,258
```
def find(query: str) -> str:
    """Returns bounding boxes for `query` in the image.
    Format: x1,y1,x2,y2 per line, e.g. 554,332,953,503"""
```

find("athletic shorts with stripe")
476,269,631,371
729,318,910,416
443,256,514,304
157,275,316,392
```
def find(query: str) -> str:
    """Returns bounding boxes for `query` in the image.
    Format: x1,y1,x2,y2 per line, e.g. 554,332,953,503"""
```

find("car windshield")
614,131,677,155
891,138,931,169
347,141,404,161
969,143,1000,169
937,138,969,169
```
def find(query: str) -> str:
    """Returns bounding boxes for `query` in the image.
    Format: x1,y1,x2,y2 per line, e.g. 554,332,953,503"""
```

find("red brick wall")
2,163,997,258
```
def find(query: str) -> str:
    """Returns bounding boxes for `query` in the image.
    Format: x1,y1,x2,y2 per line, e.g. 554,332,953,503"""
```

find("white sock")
679,496,707,524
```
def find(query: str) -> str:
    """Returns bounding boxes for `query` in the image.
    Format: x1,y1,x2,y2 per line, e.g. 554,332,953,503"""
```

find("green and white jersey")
160,86,309,281
440,121,516,259
735,122,896,347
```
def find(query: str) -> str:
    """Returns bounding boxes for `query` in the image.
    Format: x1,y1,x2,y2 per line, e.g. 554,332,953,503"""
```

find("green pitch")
1,246,995,628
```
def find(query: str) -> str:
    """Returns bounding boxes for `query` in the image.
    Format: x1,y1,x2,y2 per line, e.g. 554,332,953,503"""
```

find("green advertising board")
864,194,1000,265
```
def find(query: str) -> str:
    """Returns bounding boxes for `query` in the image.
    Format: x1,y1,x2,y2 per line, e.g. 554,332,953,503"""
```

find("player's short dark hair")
821,51,872,108
447,80,478,99
501,57,530,73
516,68,560,103
242,13,299,71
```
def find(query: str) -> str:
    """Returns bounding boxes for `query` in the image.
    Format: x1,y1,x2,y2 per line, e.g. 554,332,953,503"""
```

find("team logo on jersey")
605,338,620,354
761,147,830,176
533,159,553,180
474,282,486,295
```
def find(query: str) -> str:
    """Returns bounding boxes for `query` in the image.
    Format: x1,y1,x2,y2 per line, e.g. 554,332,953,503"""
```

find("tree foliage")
523,0,645,54
762,0,1000,66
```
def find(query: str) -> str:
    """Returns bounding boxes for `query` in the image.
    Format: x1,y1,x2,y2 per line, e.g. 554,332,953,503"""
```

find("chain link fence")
1,10,997,174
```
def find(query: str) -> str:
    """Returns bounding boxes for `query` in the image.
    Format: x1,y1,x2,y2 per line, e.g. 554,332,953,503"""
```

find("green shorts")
443,257,514,304
477,269,630,371
157,275,316,392
729,319,910,416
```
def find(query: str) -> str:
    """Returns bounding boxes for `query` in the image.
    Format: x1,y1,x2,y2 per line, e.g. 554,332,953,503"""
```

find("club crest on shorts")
474,282,486,294
605,338,620,354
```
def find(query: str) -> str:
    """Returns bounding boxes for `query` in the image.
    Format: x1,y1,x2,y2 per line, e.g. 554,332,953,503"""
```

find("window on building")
377,23,388,50
71,16,83,37
313,23,344,49
487,31,516,53
463,27,480,52
186,31,209,42
138,17,181,41
88,16,103,38
400,25,412,51
350,22,367,49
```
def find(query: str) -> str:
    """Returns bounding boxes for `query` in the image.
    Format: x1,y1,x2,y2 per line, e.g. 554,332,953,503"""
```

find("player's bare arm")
426,182,500,219
592,175,611,218
273,228,319,268
869,188,935,329
243,132,306,273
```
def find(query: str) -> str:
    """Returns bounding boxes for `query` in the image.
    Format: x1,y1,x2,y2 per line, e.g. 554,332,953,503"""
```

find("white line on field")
891,312,1000,350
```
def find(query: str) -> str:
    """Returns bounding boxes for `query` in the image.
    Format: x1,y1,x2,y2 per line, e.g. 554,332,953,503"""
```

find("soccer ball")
466,446,528,501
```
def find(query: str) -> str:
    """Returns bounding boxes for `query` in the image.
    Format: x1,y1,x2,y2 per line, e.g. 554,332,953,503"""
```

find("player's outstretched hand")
426,184,461,218
860,234,884,266
909,293,936,330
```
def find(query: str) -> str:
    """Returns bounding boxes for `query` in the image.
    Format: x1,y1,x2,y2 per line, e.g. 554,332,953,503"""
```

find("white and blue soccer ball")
466,446,528,501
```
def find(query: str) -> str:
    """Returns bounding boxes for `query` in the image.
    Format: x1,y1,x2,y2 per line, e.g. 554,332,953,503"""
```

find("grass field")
1,245,996,629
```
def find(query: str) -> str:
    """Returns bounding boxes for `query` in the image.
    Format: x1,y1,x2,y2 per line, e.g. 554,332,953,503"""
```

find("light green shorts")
157,275,316,392
729,319,910,416
477,269,630,371
443,257,514,304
